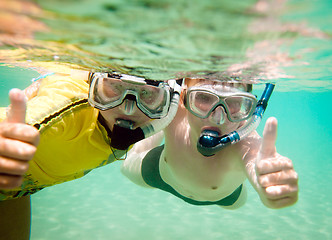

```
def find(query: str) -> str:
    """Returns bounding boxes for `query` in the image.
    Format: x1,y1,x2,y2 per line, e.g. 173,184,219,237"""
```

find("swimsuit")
0,73,124,200
141,145,243,206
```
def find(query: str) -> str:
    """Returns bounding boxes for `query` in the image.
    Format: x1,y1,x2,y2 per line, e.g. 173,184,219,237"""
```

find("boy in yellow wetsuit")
0,70,181,239
122,78,298,209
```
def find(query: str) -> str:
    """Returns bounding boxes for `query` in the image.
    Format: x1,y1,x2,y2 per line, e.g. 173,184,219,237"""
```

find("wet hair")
184,78,253,92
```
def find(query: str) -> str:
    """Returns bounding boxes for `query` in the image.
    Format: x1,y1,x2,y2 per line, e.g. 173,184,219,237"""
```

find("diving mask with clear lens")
185,85,257,122
197,83,275,157
88,72,171,119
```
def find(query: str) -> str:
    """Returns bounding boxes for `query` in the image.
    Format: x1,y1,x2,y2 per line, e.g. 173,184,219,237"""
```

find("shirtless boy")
122,78,298,209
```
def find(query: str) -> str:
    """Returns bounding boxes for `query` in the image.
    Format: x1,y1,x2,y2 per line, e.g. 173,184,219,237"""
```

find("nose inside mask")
209,105,226,125
121,95,136,115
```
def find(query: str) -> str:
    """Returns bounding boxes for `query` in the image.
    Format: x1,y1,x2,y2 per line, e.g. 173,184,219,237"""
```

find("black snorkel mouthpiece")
110,120,145,150
197,130,240,157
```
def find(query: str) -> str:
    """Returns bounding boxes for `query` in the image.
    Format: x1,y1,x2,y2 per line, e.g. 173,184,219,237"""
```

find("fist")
255,117,298,209
0,89,40,189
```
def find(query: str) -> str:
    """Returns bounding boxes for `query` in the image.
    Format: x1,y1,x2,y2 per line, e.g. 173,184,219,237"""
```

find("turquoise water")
1,0,332,239
1,66,332,240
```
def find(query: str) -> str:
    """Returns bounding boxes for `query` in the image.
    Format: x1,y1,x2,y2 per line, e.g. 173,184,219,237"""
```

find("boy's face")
184,79,253,140
88,73,173,131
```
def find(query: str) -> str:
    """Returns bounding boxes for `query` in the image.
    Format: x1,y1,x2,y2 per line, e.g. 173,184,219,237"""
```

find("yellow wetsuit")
0,73,123,200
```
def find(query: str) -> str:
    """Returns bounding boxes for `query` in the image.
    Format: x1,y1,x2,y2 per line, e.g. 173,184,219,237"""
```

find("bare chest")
160,140,247,201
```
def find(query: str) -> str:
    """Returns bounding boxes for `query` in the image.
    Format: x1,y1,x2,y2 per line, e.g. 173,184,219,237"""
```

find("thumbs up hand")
0,89,40,190
254,117,298,209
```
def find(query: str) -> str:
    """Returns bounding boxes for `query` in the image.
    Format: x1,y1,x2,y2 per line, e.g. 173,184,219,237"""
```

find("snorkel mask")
186,85,258,124
189,82,275,157
88,72,182,150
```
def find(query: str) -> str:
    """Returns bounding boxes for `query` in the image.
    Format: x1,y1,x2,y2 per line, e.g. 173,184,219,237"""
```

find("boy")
0,69,181,239
122,78,298,209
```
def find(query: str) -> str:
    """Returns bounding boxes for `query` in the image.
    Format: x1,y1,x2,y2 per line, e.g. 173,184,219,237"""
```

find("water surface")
0,0,331,239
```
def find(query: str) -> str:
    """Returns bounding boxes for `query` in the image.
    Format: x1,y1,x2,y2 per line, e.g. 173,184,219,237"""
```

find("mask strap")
110,146,128,160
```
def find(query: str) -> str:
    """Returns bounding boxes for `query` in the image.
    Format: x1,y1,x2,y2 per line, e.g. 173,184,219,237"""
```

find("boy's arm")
243,117,298,209
121,131,164,188
23,79,41,100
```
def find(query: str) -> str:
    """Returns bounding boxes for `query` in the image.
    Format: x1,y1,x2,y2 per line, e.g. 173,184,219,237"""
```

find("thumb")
7,88,27,124
258,117,278,159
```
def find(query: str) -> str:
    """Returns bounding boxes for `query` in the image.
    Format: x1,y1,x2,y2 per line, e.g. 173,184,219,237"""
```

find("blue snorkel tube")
197,83,275,157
